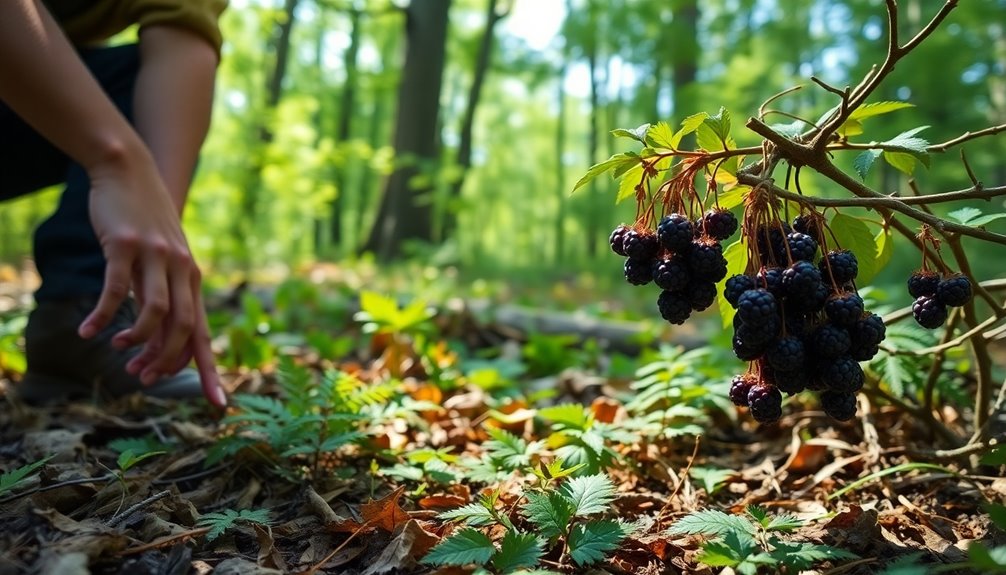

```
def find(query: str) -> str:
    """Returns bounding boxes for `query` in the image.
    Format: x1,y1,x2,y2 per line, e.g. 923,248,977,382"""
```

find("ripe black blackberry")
792,213,822,239
700,208,738,240
733,334,767,361
652,256,690,291
848,312,886,361
736,288,778,324
624,258,653,286
657,290,692,325
825,292,865,327
810,324,852,359
913,295,948,329
773,369,808,395
687,240,728,282
687,281,718,311
756,223,791,265
786,232,819,262
820,250,858,284
907,270,940,298
756,267,785,298
791,281,829,314
782,260,823,298
736,317,781,346
609,225,630,256
819,357,865,393
725,274,755,308
766,336,805,372
729,374,756,406
820,390,857,421
621,229,660,260
657,213,694,253
747,383,783,424
936,274,973,307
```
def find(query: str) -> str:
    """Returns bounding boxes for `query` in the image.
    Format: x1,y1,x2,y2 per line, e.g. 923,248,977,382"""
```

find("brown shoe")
15,297,203,404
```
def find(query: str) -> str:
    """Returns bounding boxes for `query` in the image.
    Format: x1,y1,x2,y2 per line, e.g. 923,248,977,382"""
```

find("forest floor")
0,267,1004,575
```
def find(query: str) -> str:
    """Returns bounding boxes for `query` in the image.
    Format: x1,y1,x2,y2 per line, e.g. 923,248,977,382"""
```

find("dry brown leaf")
214,557,283,575
360,519,439,575
418,494,468,510
254,523,288,572
361,486,410,533
591,396,622,424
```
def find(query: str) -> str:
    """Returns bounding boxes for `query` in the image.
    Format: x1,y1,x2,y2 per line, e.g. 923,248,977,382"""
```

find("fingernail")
212,385,228,408
79,324,96,339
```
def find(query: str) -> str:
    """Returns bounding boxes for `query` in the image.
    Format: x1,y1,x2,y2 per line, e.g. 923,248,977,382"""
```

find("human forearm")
134,25,218,213
0,0,150,173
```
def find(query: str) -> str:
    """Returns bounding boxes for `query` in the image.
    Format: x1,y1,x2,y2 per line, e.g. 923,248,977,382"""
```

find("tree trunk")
553,58,568,266
584,0,602,260
441,0,505,240
362,0,451,260
669,0,699,129
329,7,363,253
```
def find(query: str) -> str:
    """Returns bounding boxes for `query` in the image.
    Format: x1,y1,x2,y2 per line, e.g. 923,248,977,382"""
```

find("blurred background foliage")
2,0,1005,315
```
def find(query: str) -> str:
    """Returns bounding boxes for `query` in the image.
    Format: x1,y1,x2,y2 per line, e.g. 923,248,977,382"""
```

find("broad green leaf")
765,514,804,532
484,427,540,470
675,112,709,145
830,213,878,283
696,122,725,152
968,543,1006,572
704,107,733,144
107,435,171,455
117,449,166,472
645,122,676,148
696,540,742,567
615,164,644,204
492,531,544,573
572,152,641,193
746,505,769,527
879,126,931,174
690,467,734,495
561,473,616,517
854,149,881,180
882,151,918,175
668,508,757,537
839,101,914,137
611,123,650,144
521,491,575,540
438,502,496,527
538,404,591,430
970,213,1006,227
421,528,495,566
716,240,749,328
0,455,53,496
983,502,1006,532
948,207,983,225
567,520,627,566
768,121,805,140
875,228,894,273
982,444,1006,466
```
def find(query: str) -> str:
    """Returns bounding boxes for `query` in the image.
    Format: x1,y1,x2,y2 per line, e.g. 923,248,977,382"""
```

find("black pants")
0,44,140,301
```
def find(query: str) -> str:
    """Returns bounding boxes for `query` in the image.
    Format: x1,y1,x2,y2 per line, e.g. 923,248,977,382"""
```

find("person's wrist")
84,130,154,182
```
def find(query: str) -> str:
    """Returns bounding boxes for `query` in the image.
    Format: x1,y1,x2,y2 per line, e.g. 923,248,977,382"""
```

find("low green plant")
423,464,638,572
668,506,857,574
197,508,272,542
0,455,53,497
208,356,393,478
536,403,633,475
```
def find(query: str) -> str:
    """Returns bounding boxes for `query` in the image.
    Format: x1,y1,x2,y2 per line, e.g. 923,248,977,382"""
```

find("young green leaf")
830,213,878,283
948,207,1006,228
716,239,749,328
645,121,676,149
572,152,641,194
117,449,166,473
537,403,592,431
536,458,586,481
484,427,540,470
421,528,496,567
560,473,616,517
690,467,734,495
668,508,757,537
765,514,804,532
0,455,53,496
567,520,627,566
838,101,914,137
696,530,757,568
439,502,497,527
853,149,882,180
875,227,893,272
611,123,650,144
197,508,271,542
107,435,172,456
746,505,769,527
491,531,544,573
675,112,709,145
616,164,644,204
521,491,575,540
768,541,859,570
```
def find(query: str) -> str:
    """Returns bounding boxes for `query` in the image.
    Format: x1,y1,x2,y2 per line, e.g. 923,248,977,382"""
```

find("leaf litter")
0,282,1003,574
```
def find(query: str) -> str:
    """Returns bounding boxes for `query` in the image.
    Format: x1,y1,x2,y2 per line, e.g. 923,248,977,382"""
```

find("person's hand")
77,143,227,408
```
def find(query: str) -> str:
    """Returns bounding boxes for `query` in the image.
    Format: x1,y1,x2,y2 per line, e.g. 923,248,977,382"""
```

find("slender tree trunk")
585,0,602,260
669,0,699,129
553,57,568,265
441,0,504,240
363,0,451,260
329,7,363,253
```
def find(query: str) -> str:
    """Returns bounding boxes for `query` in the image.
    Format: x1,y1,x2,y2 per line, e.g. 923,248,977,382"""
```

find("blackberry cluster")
611,209,737,325
726,219,886,425
907,270,974,329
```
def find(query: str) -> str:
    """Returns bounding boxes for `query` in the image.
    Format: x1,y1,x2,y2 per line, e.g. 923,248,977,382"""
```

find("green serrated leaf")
948,207,984,225
561,474,616,517
568,520,627,566
690,467,734,495
882,151,918,175
668,508,757,537
421,528,496,566
839,101,914,136
746,505,769,527
854,149,881,180
768,121,805,140
538,404,591,430
716,240,749,329
439,502,497,527
675,112,709,145
645,121,676,149
521,491,575,540
197,508,271,542
875,228,893,273
485,427,539,470
830,213,878,283
611,123,650,143
117,449,166,472
616,164,644,204
768,541,858,570
765,514,804,532
0,455,54,496
492,531,544,573
696,540,742,567
572,153,641,194
971,213,1006,227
